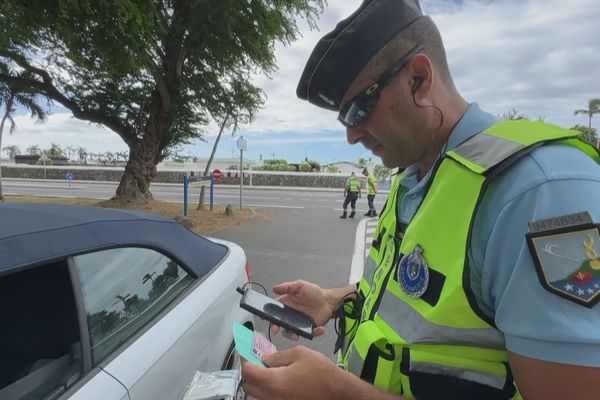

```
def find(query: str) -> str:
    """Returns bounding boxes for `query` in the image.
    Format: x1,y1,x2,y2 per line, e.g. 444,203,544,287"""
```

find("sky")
3,0,600,165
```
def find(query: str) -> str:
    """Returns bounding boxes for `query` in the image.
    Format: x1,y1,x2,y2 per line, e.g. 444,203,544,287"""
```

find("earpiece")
412,76,423,95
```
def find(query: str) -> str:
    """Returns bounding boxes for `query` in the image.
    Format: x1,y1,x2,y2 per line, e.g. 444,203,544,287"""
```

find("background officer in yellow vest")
242,0,600,399
340,171,361,219
363,167,378,217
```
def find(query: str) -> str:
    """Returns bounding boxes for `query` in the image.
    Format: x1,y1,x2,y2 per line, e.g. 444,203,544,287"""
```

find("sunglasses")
338,44,425,128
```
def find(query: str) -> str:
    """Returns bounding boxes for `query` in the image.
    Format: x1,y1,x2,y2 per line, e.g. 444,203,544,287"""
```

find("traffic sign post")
236,137,247,210
183,174,214,216
39,153,48,179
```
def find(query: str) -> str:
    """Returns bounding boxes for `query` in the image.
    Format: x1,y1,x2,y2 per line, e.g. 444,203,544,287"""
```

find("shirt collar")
400,103,497,190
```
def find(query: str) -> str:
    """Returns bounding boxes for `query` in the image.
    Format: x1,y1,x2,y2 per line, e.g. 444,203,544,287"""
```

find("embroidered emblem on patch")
527,222,600,307
398,244,429,298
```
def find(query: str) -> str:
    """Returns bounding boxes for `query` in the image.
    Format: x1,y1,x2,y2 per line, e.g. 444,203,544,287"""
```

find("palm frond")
14,93,48,123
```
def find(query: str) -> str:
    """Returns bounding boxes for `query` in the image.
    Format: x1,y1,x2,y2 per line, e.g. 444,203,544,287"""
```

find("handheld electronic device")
239,288,315,339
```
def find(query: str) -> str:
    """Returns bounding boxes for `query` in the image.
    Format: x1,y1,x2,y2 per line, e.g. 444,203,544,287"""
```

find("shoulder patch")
527,218,600,307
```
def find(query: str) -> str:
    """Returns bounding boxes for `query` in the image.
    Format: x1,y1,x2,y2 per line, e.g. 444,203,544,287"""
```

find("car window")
0,260,82,400
74,247,194,364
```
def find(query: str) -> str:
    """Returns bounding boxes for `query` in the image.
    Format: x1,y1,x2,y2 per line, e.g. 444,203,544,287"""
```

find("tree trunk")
114,110,166,202
197,114,230,209
0,96,13,201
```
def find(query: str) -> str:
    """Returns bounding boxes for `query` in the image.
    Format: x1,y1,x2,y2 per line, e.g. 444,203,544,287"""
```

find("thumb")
261,348,297,368
272,280,300,296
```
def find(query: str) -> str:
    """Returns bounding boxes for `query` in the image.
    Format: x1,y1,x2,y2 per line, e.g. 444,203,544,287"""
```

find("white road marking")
244,204,305,209
349,217,379,283
349,218,369,284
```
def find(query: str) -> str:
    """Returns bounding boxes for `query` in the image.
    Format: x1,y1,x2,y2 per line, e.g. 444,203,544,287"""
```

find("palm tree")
0,78,48,200
26,145,41,155
65,145,75,161
574,98,600,132
2,145,20,160
77,146,88,164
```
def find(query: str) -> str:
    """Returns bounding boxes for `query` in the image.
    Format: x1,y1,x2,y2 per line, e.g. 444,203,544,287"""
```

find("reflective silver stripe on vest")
410,362,506,390
378,291,505,349
364,256,378,286
453,133,524,170
348,347,364,377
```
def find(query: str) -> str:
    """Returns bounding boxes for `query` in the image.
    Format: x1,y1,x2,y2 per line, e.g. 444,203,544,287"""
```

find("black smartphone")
239,288,315,339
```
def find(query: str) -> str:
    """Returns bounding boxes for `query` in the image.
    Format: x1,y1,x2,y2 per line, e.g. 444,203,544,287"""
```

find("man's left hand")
242,346,342,400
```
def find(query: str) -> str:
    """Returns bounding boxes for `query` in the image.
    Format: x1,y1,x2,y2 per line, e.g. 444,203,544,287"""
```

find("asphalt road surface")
3,178,386,213
213,206,362,362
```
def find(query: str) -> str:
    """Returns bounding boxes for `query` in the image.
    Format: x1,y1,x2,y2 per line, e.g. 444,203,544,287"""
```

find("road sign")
66,171,74,181
213,169,222,180
188,175,211,188
236,137,247,151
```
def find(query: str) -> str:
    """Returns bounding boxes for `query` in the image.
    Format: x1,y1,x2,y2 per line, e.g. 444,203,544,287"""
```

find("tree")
374,164,394,181
0,73,48,200
46,142,63,157
65,145,75,161
357,158,367,168
197,112,233,209
0,0,325,202
325,164,340,173
574,98,600,132
77,146,88,164
2,144,19,160
571,124,598,147
501,109,526,121
26,145,40,155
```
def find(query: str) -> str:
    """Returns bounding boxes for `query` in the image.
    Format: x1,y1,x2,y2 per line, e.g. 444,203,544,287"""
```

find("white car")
0,203,253,400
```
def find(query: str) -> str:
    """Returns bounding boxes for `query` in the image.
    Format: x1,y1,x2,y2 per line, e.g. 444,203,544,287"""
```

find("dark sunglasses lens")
341,101,371,127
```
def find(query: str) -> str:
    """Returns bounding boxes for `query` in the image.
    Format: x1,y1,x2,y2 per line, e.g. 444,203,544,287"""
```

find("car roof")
0,203,228,276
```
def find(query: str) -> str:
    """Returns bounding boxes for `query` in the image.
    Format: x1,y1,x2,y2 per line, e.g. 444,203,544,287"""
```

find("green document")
232,322,266,367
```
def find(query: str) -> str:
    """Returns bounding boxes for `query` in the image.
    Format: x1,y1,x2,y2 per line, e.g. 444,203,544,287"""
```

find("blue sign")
66,172,74,181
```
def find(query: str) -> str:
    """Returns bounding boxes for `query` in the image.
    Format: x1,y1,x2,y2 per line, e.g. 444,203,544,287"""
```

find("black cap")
296,0,423,111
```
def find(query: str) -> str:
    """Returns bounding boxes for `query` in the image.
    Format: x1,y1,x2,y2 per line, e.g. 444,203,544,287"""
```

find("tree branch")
0,60,137,146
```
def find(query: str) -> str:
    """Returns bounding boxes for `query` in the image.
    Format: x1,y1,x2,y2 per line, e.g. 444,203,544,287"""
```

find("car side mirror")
181,370,244,400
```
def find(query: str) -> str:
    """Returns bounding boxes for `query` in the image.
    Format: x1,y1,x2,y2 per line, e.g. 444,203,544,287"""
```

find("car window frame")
0,239,231,400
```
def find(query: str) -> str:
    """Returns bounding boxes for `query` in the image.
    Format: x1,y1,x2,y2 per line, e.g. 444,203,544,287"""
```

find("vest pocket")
345,321,402,394
362,341,399,391
402,348,516,400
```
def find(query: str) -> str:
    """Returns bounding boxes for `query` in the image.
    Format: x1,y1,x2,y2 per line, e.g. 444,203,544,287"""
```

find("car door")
64,370,129,400
0,259,129,400
71,244,249,400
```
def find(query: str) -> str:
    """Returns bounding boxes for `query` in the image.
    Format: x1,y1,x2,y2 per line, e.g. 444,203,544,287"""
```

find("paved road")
213,206,366,361
2,178,386,213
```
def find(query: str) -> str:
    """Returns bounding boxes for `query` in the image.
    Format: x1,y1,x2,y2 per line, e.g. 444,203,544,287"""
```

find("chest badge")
527,219,600,307
398,244,429,298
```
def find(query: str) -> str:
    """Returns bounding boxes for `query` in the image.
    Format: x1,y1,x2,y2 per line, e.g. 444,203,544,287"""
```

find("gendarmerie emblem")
398,244,429,298
527,213,600,307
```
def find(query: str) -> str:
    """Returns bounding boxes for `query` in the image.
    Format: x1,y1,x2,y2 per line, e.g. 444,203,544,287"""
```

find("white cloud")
3,0,599,162
2,113,128,154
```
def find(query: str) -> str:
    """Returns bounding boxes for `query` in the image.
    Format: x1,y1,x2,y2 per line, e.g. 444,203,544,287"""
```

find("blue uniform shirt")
398,103,600,366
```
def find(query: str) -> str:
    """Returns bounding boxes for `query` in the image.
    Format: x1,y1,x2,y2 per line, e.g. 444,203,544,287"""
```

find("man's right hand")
270,280,339,340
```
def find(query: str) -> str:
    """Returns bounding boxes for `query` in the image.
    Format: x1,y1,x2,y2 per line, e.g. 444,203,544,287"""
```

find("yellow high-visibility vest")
338,120,600,399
